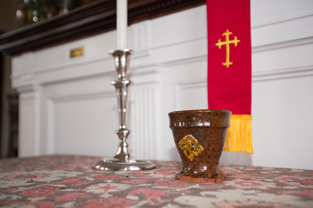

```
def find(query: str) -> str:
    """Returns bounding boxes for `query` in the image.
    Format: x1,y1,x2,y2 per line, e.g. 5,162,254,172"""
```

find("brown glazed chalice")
169,109,231,183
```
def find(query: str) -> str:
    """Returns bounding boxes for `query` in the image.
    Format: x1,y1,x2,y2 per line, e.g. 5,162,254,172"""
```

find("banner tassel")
223,115,253,154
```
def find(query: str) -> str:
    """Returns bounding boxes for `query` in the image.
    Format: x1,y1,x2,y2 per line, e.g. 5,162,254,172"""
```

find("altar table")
0,155,313,208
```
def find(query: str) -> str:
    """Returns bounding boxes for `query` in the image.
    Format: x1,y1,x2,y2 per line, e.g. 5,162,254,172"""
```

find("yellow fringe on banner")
223,114,253,154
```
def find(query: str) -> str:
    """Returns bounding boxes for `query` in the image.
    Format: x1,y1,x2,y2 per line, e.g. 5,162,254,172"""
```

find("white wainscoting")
11,1,313,169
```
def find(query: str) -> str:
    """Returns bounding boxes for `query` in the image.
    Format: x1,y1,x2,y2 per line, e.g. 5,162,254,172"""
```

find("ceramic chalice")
168,109,231,183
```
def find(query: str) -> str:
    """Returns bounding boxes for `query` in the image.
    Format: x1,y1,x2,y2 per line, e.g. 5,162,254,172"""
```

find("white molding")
129,85,158,160
252,36,313,53
11,62,159,82
16,84,42,94
46,98,55,154
151,36,206,51
35,56,112,75
252,65,313,82
129,20,152,59
19,90,41,104
50,91,115,102
128,65,160,75
11,57,112,78
17,74,33,82
131,50,151,59
252,11,313,29
161,54,207,67
12,54,208,88
18,89,41,157
15,56,313,95
175,79,207,89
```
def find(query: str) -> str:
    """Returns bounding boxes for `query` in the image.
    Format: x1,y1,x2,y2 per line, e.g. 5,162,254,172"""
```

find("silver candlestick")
93,49,156,171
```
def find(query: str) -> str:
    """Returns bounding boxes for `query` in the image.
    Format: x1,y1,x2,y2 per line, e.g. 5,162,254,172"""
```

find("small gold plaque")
178,134,204,161
70,47,84,58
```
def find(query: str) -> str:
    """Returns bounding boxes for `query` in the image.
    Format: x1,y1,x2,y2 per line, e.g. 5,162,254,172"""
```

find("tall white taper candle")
117,0,127,49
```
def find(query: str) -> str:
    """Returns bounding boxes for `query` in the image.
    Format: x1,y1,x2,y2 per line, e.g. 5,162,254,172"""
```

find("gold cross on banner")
215,30,240,68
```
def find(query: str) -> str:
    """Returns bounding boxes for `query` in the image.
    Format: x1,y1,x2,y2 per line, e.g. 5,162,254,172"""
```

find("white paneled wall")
11,1,313,169
250,0,313,170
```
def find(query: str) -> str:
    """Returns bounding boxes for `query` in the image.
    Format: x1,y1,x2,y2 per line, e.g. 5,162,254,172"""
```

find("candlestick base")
94,157,156,171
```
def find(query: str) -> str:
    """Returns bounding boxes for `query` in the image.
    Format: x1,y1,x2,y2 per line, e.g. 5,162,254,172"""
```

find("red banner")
207,0,252,153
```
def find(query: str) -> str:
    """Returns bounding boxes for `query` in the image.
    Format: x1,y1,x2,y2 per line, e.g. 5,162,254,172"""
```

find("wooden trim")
0,0,205,55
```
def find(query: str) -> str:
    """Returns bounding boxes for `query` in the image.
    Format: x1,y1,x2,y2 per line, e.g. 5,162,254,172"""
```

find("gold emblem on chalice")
178,134,204,161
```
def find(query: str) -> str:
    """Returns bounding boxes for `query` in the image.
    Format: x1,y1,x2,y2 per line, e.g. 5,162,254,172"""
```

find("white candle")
117,0,127,49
